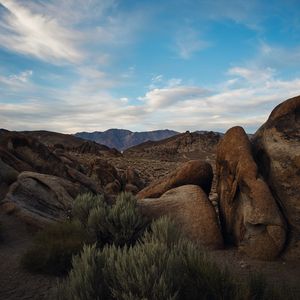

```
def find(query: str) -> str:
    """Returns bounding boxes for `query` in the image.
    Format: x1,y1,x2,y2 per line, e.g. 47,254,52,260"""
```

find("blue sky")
0,0,300,133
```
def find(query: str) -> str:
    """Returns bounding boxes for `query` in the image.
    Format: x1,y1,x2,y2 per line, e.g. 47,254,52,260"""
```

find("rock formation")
137,160,213,199
216,126,287,260
2,172,83,227
124,131,221,161
138,185,223,249
252,95,300,259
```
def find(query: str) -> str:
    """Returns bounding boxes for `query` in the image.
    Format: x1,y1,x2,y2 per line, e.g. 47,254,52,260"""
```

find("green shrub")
58,216,295,300
72,193,106,227
103,192,148,246
21,220,86,275
22,192,147,275
57,244,109,300
85,192,148,247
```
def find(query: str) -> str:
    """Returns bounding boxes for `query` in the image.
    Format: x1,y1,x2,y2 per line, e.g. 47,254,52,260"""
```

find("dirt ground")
0,212,56,300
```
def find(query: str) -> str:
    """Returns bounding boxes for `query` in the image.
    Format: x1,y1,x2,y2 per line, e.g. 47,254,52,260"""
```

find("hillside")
124,130,222,161
75,129,179,151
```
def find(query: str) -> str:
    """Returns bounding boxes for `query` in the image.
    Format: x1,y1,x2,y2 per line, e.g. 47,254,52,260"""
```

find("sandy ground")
0,212,56,300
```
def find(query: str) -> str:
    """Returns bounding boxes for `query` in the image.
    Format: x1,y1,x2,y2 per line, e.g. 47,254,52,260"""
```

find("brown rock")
0,158,19,200
252,95,300,259
125,183,139,194
88,158,121,187
216,126,287,260
1,171,82,227
104,180,121,195
124,166,145,189
137,160,213,199
138,185,223,249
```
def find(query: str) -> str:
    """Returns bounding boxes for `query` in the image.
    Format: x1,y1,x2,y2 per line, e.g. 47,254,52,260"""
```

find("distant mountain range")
74,129,179,151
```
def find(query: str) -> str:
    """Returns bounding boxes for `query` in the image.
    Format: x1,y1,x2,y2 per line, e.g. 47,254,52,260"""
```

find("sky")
0,0,300,134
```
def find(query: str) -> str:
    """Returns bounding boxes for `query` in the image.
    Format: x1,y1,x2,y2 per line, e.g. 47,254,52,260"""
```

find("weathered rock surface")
216,126,287,260
252,95,300,259
88,158,121,188
124,131,221,161
1,172,82,227
137,160,213,199
138,185,223,249
124,166,145,189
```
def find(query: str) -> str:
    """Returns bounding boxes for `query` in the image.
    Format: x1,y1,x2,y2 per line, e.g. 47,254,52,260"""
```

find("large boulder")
252,95,300,259
1,172,82,227
216,126,287,260
138,185,223,249
0,158,19,200
137,160,213,199
88,159,121,192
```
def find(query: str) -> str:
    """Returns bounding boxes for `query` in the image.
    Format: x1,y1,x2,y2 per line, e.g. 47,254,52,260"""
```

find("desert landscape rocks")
252,95,300,259
138,185,223,249
137,160,213,199
216,126,287,260
1,172,83,227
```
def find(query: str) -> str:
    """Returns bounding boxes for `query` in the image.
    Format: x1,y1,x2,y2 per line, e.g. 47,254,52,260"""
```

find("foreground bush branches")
57,217,294,300
21,192,148,275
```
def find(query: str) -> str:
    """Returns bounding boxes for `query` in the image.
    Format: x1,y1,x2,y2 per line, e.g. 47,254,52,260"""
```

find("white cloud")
0,0,82,63
0,70,33,87
141,85,208,109
227,66,275,83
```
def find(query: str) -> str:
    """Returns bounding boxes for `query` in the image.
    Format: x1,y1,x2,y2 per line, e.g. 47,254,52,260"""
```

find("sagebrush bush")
72,193,106,227
22,192,148,275
103,192,148,246
58,244,109,300
84,192,148,247
57,216,294,300
21,220,86,275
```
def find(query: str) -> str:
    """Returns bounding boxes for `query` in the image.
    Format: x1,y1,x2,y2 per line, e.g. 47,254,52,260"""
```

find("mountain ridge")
74,129,179,151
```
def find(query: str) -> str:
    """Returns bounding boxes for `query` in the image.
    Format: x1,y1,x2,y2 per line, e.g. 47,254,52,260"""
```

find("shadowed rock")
1,172,83,228
216,126,287,260
138,185,223,249
137,160,213,199
252,95,300,259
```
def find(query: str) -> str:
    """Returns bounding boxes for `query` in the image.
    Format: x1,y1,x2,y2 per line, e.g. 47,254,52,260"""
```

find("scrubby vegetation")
22,192,295,299
57,217,294,300
21,220,86,275
21,192,148,275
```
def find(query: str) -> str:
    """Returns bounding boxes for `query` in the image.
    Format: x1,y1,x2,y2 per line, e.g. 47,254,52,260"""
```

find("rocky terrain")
75,128,179,151
0,95,300,298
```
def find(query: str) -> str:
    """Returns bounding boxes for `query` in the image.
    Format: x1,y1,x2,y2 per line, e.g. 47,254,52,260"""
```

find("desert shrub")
21,220,86,275
22,192,147,275
103,192,148,246
58,216,294,300
57,244,109,300
85,192,148,247
57,217,237,300
72,193,106,227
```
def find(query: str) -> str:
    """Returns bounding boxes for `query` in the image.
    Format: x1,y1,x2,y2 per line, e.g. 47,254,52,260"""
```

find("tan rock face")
216,126,287,260
138,185,223,249
1,171,82,228
252,95,300,259
137,160,213,199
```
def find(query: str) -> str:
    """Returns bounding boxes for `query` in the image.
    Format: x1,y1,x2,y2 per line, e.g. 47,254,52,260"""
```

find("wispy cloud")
175,28,209,59
0,0,82,63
